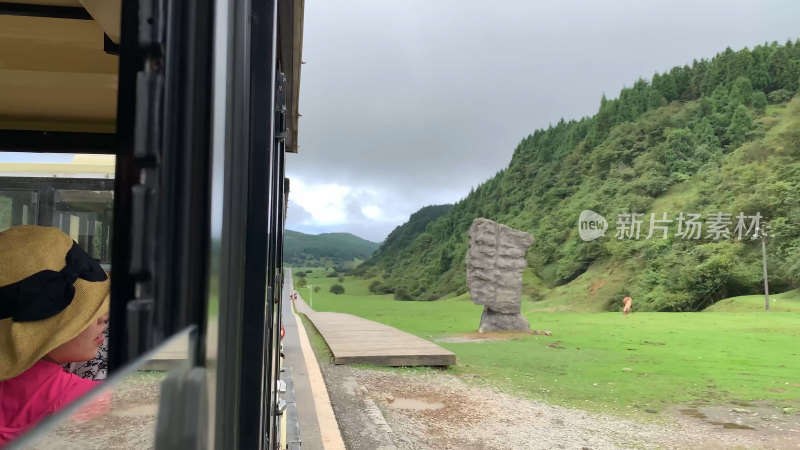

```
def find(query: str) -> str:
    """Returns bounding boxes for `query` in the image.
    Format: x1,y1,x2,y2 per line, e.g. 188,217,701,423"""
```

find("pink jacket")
0,360,99,446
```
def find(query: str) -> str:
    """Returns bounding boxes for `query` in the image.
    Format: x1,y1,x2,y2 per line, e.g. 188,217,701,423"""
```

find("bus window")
0,154,115,264
0,190,38,231
53,189,113,264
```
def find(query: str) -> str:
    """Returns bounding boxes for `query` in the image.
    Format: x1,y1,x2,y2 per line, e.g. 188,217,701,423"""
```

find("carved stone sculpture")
466,218,533,332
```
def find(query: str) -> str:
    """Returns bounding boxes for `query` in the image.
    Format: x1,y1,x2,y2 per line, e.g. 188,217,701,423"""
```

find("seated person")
0,226,110,446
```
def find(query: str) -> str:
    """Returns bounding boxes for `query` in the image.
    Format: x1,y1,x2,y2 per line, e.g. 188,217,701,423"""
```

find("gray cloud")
286,199,314,227
285,183,402,241
287,0,800,241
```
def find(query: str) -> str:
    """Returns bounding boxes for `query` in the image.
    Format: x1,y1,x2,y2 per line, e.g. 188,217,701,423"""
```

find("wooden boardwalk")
294,295,455,367
139,321,218,371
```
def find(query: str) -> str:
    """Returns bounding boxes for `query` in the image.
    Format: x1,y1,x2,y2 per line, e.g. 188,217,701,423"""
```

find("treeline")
283,230,379,267
360,40,800,310
355,204,453,298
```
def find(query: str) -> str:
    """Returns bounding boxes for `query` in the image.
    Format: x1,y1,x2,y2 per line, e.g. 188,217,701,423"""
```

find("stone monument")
466,218,533,332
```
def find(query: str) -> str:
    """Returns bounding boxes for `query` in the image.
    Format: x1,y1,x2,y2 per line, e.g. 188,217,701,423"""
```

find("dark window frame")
0,131,116,154
0,2,92,20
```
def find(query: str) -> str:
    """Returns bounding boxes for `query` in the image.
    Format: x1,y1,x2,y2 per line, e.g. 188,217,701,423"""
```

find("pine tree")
710,84,730,113
751,91,768,113
648,89,667,109
660,73,678,101
729,76,753,107
671,65,691,100
698,95,713,116
726,104,753,148
595,94,614,136
730,47,754,79
769,47,795,91
694,117,721,148
689,59,709,98
750,62,771,91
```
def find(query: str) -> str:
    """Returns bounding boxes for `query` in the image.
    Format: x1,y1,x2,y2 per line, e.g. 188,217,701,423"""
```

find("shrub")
337,276,344,282
767,88,794,104
368,280,379,293
327,272,338,278
330,284,345,295
296,277,307,288
313,286,320,293
295,271,306,278
393,286,413,301
368,280,393,295
751,91,767,112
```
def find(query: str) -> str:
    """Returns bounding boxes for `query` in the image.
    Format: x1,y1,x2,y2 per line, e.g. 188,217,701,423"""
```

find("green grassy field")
290,268,800,416
704,289,800,312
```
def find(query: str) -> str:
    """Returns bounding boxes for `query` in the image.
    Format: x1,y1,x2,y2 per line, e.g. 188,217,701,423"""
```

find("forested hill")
360,204,452,268
361,40,800,310
283,230,379,267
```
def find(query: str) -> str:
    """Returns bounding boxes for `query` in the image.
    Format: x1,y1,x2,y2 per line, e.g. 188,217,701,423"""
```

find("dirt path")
322,363,799,449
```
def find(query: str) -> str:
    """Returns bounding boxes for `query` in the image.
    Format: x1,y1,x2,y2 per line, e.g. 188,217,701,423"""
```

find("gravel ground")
323,364,800,450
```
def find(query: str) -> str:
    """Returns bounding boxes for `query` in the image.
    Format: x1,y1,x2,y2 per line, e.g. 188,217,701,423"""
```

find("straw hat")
0,226,110,381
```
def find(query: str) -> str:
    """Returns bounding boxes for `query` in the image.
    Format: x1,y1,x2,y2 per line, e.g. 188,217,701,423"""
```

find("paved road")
282,271,325,449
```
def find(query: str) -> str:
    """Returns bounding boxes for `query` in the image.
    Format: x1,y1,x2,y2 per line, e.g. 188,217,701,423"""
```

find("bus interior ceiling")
0,1,120,138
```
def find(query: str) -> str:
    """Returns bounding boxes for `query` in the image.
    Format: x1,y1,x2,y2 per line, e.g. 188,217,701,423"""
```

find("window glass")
1,154,119,447
0,190,38,232
21,371,165,450
53,189,114,264
14,330,194,449
0,153,115,264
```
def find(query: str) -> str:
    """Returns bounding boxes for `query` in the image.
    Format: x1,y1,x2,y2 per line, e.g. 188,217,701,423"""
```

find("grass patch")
207,293,219,317
704,289,800,312
129,370,168,379
647,181,700,215
298,313,333,363
445,311,800,415
765,103,787,118
299,272,800,416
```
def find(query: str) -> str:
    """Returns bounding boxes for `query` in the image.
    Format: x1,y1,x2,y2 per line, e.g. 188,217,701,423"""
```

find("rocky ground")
322,363,800,450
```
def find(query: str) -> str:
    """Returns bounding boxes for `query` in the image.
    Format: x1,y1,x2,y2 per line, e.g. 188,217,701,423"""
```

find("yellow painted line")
294,308,346,450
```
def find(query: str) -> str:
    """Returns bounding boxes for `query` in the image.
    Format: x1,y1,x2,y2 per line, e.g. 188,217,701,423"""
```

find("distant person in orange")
622,296,633,316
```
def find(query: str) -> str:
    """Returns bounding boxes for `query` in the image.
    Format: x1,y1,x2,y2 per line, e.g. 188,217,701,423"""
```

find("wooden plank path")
139,331,191,371
293,295,455,367
138,321,218,371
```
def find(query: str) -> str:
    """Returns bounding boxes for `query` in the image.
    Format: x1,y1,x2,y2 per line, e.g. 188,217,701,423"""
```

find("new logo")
578,210,608,241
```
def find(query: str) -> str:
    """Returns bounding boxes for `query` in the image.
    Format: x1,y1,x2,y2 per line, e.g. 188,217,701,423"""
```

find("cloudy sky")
2,2,797,243
285,0,800,242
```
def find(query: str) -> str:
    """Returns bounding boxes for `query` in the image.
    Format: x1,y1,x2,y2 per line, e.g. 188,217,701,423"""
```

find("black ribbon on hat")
0,242,107,322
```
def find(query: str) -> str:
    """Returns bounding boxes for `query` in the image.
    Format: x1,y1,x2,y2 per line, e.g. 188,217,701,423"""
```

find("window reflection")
20,371,166,450
0,190,38,231
1,155,119,447
16,330,194,450
54,189,114,264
